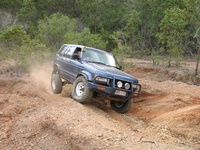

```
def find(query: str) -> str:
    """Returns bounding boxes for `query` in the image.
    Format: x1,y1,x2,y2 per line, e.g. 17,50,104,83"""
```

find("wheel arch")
52,64,59,74
78,70,93,81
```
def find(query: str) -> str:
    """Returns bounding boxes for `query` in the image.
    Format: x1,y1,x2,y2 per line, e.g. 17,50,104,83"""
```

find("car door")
56,45,71,79
68,47,83,82
60,46,77,82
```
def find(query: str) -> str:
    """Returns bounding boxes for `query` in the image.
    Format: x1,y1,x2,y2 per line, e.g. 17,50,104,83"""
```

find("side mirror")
118,65,122,70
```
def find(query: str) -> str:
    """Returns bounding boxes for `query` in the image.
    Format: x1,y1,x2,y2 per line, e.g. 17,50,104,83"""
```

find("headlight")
96,76,110,85
117,81,123,88
124,83,130,89
133,84,140,92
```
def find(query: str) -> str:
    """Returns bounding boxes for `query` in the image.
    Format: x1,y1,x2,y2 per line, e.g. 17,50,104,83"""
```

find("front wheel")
71,76,93,103
110,99,132,113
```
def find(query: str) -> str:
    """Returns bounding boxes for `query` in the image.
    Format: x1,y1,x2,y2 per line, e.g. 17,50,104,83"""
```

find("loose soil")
0,59,200,150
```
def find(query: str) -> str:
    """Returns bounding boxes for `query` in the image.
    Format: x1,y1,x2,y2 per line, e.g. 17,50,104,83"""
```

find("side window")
58,46,65,56
58,46,69,56
63,46,71,57
64,46,76,58
72,47,82,60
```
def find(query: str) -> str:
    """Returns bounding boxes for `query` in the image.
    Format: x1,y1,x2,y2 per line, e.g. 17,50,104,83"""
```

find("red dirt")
0,60,200,150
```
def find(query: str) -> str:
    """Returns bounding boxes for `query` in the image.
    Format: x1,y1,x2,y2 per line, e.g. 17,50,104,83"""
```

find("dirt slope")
0,61,200,150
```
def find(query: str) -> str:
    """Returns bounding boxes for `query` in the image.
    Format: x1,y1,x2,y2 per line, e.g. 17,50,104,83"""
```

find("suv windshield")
82,48,117,67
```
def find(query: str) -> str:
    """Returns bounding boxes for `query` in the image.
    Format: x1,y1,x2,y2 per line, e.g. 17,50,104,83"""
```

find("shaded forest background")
0,0,199,76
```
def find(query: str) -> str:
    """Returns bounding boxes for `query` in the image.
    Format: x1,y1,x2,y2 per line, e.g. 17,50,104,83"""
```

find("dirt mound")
0,61,200,149
125,60,200,85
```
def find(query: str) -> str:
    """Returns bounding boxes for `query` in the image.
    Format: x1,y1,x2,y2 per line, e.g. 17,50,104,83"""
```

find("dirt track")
0,61,200,150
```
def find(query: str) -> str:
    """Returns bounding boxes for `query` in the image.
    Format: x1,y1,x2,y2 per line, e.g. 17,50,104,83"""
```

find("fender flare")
78,70,93,81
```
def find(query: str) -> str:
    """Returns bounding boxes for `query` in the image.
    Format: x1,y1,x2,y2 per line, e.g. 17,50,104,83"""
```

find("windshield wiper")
86,61,106,65
106,64,116,68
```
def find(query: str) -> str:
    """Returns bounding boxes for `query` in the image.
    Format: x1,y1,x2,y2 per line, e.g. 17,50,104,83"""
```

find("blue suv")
51,44,141,113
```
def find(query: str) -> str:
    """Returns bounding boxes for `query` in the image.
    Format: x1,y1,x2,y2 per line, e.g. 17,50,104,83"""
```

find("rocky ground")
0,59,200,150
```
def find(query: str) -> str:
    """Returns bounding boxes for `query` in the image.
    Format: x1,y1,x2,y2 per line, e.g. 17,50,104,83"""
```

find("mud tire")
110,99,132,113
71,76,93,103
51,74,62,94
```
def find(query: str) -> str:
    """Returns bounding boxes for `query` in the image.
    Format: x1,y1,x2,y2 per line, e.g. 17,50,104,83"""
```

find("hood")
84,62,138,83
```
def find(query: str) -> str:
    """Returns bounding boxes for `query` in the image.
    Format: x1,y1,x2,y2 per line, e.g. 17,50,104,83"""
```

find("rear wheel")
71,76,93,103
110,99,132,113
51,74,62,94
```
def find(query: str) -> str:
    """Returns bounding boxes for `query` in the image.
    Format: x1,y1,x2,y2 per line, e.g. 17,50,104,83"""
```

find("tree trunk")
194,38,200,76
194,54,199,76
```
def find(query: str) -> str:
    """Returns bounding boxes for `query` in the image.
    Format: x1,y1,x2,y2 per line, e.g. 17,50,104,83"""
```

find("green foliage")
99,1,127,32
124,61,135,69
36,13,77,49
168,46,184,67
0,25,30,76
75,0,103,33
34,0,79,19
156,7,189,67
0,0,23,13
157,7,188,45
0,25,46,75
111,30,130,68
0,25,28,47
36,12,106,50
64,28,106,50
0,0,200,75
151,49,162,65
20,39,47,69
124,8,141,56
19,0,38,22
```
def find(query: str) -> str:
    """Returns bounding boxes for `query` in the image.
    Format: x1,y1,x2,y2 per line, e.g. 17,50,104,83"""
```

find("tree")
193,0,200,76
184,0,200,76
64,28,106,50
36,12,106,50
0,0,23,13
19,0,38,23
75,0,103,34
36,13,77,49
156,7,189,67
124,7,141,57
0,25,46,76
111,30,129,69
1,0,200,65
194,28,200,76
0,25,29,76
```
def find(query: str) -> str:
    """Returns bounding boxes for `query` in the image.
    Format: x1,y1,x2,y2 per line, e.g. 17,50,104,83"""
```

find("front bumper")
88,82,141,101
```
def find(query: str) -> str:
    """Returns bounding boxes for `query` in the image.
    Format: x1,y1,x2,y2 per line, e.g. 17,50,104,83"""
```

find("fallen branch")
139,137,159,147
142,140,159,147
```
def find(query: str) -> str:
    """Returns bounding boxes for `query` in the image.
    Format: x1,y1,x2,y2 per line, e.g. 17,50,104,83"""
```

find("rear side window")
58,46,69,56
63,46,76,58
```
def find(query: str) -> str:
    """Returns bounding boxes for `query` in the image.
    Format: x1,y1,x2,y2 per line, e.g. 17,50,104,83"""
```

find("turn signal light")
133,93,139,97
98,86,105,91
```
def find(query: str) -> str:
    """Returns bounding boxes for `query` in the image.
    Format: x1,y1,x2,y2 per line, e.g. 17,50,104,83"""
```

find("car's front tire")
71,76,93,103
51,74,62,94
110,99,132,113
